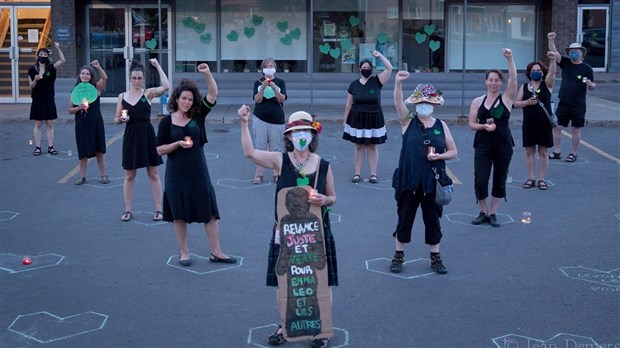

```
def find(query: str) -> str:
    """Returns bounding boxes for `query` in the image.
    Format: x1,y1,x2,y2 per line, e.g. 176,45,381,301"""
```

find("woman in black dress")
115,59,169,222
28,42,65,156
342,50,392,184
68,60,108,185
513,51,557,191
239,106,337,348
156,64,235,267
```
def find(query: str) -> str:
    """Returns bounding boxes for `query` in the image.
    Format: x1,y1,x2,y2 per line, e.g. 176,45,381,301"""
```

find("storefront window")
313,0,398,73
402,0,445,73
220,1,307,72
175,0,216,72
448,4,535,70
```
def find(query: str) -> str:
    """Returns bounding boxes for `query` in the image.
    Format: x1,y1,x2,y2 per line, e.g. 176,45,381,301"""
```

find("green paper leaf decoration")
200,32,212,45
319,43,330,54
252,15,263,27
290,28,301,40
429,40,441,52
433,129,441,135
377,32,389,44
415,32,427,44
296,177,310,186
329,47,341,59
350,15,360,26
340,39,352,50
193,22,205,34
424,24,436,36
280,34,292,46
226,30,238,42
244,27,255,39
182,17,195,28
71,82,98,105
145,38,157,49
277,21,289,33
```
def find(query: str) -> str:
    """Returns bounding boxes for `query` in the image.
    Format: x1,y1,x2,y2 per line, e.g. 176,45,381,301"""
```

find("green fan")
71,82,98,105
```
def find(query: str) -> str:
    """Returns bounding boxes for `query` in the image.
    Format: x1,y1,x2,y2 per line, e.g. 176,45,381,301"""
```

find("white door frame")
577,5,608,72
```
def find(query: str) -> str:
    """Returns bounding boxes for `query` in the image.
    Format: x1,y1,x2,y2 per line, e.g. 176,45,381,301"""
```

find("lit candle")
184,136,192,145
486,118,494,126
521,211,532,224
428,146,436,155
120,109,129,122
310,189,318,199
29,140,33,146
81,98,89,111
22,255,32,265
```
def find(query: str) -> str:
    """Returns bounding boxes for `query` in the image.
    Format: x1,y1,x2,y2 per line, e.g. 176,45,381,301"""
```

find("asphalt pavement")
1,91,619,348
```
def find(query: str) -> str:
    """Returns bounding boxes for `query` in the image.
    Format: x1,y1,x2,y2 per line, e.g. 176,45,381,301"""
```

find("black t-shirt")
28,64,57,102
348,75,383,113
557,56,594,106
253,76,287,124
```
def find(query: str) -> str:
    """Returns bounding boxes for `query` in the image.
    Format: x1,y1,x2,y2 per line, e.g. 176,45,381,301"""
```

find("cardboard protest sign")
276,186,333,342
70,82,98,105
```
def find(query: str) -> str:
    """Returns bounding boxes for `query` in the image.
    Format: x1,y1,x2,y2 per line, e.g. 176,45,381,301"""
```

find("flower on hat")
312,121,322,133
405,84,444,106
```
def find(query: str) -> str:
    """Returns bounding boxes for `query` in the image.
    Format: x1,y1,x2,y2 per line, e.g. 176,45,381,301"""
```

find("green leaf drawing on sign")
252,15,263,27
424,24,436,36
429,40,441,52
277,21,289,33
71,82,98,105
415,32,427,44
227,30,238,42
145,38,157,49
200,33,212,45
329,47,341,59
319,43,330,54
244,27,255,39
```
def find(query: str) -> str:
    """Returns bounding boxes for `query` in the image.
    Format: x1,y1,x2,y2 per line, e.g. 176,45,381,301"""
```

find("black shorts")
556,102,586,128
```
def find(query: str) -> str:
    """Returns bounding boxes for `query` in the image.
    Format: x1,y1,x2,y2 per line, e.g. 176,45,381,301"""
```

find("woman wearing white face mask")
251,57,288,184
239,106,338,348
391,72,458,275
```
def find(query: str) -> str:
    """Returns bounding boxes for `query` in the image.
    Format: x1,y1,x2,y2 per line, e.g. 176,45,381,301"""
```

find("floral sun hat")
405,83,444,106
284,111,322,134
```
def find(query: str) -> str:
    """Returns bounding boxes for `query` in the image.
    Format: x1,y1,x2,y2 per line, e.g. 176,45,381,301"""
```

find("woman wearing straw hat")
390,71,458,274
547,32,596,163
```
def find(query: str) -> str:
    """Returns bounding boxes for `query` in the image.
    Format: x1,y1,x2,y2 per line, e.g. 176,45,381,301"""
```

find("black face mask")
360,69,372,78
37,57,49,64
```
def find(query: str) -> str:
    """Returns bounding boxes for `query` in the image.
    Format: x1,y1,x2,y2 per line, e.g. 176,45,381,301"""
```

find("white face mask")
415,103,434,117
263,67,276,76
291,131,312,151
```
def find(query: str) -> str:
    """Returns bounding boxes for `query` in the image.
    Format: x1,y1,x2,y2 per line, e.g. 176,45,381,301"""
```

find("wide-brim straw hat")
405,83,444,106
284,111,315,133
565,42,587,56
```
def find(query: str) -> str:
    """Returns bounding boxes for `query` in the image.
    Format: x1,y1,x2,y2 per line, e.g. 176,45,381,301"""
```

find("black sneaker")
489,214,501,227
390,258,403,273
471,212,488,225
268,325,286,346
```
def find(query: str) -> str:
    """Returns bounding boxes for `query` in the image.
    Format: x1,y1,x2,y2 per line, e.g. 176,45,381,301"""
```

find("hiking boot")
489,214,501,227
430,253,448,274
471,212,488,225
389,251,404,273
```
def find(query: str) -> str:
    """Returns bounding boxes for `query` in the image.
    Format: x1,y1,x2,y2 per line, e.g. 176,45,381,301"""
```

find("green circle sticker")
71,82,98,105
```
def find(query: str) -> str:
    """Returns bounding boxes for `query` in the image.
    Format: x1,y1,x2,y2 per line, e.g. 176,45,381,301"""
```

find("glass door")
578,6,608,71
87,4,169,99
0,6,51,102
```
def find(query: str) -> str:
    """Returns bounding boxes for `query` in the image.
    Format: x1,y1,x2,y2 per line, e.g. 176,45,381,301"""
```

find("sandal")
75,177,86,185
101,175,109,184
351,174,361,183
369,175,379,184
153,211,163,221
120,211,132,222
268,325,286,346
47,146,58,155
565,153,577,162
522,179,536,189
538,180,548,190
272,175,279,183
252,175,264,184
33,147,42,156
549,152,562,160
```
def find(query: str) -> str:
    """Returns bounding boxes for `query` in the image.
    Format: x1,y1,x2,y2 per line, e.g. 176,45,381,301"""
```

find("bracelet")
176,141,181,149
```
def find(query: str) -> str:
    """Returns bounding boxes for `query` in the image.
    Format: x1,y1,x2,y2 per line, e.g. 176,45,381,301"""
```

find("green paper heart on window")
329,47,341,59
146,38,157,49
319,43,330,54
227,31,238,42
244,27,255,39
182,17,195,28
340,39,352,50
277,21,288,33
350,15,360,26
429,40,441,52
415,32,427,44
200,33,212,45
424,24,436,36
193,22,205,34
377,32,389,44
290,28,301,40
280,35,292,46
252,15,263,27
